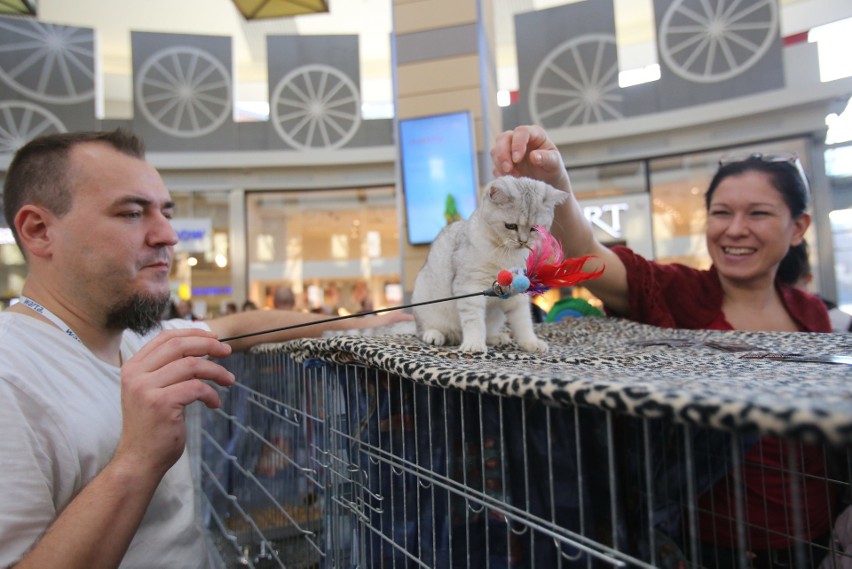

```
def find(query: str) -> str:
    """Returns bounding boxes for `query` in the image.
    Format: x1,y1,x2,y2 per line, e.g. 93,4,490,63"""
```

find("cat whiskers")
503,240,525,255
507,238,533,251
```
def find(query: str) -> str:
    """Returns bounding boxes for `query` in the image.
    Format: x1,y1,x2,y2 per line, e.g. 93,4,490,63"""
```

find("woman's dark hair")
705,156,810,286
778,237,811,287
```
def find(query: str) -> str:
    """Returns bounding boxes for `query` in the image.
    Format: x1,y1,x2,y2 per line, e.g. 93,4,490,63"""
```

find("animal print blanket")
254,318,852,444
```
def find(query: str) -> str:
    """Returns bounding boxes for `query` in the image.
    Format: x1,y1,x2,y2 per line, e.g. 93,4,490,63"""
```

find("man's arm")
207,308,413,352
8,330,234,569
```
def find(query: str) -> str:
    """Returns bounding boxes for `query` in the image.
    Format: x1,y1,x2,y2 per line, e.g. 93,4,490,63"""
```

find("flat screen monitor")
398,111,479,245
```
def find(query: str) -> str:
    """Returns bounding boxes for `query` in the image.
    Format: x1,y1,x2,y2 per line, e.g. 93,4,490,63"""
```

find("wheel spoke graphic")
529,34,623,128
271,64,361,150
0,101,65,154
0,20,94,104
136,46,232,138
659,0,778,83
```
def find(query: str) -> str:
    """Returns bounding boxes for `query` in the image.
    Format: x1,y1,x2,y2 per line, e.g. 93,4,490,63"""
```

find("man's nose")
150,214,178,247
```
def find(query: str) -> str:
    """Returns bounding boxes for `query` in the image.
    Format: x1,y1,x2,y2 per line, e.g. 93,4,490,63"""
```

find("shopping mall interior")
4,3,852,568
0,0,851,318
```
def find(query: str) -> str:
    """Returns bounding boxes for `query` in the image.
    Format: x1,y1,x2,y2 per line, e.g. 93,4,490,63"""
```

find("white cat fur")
411,176,568,353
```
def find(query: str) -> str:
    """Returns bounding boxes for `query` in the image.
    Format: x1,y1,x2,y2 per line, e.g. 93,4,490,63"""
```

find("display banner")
515,0,621,129
651,0,785,110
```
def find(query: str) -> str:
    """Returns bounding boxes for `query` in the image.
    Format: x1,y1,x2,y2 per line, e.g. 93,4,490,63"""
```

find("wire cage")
198,319,852,568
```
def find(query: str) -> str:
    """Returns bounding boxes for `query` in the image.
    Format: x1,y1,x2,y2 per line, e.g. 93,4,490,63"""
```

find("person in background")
175,298,198,320
0,128,412,569
322,283,342,315
491,125,834,568
241,299,258,311
791,241,852,332
272,285,296,311
350,281,374,313
224,301,238,316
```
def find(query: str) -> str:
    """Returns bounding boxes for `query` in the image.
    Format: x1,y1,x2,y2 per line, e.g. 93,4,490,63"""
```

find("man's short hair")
2,128,146,251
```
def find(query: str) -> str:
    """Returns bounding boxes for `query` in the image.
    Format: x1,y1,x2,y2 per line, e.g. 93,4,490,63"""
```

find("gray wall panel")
266,35,363,151
131,31,237,151
651,0,785,110
0,16,97,152
515,0,621,128
395,24,479,65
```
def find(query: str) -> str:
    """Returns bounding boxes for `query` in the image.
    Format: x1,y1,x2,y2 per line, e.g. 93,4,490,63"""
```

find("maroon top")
611,246,831,333
611,246,834,550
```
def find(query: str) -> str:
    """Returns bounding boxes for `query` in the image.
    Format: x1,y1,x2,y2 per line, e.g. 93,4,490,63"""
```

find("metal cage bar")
198,351,852,568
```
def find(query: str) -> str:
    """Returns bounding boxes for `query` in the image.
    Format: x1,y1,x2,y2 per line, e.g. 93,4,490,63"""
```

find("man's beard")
105,292,171,335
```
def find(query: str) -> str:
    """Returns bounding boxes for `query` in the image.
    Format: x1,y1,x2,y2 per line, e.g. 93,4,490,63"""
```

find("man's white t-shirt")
0,313,211,568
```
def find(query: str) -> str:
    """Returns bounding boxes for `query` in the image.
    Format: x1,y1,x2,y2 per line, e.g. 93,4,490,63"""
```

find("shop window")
246,186,401,315
570,160,651,254
830,208,852,312
168,190,232,318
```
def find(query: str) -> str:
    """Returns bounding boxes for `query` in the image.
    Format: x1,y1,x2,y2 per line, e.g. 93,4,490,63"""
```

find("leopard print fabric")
252,318,852,444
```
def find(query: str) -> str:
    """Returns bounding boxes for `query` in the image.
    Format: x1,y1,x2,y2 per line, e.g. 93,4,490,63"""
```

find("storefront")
1,116,849,318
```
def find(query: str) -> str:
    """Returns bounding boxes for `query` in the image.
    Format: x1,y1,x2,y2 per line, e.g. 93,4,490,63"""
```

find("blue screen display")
399,111,479,245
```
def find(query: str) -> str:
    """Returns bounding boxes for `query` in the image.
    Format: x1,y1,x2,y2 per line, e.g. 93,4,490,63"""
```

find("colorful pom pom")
497,270,513,286
511,274,530,294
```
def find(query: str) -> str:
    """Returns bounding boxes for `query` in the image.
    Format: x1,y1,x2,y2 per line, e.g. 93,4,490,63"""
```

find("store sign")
584,203,629,239
578,194,653,259
172,218,212,253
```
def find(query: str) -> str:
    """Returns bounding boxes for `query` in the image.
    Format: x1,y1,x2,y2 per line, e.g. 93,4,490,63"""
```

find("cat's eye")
504,223,518,231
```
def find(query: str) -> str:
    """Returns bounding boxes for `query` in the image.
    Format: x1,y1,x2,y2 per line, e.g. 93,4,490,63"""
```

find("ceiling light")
230,0,328,20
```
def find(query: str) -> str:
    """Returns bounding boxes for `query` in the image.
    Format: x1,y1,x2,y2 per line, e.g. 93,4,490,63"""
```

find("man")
0,129,411,568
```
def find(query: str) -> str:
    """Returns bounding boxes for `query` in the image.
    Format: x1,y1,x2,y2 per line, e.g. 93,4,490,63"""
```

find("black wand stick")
219,288,503,343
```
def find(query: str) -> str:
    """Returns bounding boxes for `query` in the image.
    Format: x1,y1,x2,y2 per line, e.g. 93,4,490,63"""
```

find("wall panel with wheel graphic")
511,0,792,133
651,0,785,111
0,16,98,154
514,0,624,130
266,35,389,152
130,31,238,151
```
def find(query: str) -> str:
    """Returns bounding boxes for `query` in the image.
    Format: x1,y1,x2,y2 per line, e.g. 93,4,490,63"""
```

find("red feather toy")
523,226,604,294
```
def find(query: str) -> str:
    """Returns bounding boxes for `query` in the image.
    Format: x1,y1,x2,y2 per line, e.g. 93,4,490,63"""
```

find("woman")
491,125,834,567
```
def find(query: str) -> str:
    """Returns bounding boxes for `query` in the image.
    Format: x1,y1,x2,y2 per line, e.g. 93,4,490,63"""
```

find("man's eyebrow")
112,196,175,209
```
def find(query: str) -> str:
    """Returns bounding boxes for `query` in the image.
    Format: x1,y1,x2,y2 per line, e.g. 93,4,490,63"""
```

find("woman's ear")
15,205,54,258
790,212,810,247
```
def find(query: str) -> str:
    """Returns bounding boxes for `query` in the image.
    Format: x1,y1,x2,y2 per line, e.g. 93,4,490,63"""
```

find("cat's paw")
518,338,548,353
421,329,447,346
486,332,511,346
459,340,488,353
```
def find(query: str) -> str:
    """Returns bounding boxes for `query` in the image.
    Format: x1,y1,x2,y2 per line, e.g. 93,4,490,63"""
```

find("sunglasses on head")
717,152,810,196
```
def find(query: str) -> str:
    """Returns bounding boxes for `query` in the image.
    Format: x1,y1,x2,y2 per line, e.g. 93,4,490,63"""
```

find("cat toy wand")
219,227,603,343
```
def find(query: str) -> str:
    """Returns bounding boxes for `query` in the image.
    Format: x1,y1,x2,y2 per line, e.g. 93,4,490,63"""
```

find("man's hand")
490,125,571,192
116,328,234,476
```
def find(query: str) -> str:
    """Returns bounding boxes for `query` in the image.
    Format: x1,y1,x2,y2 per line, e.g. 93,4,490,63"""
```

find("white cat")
411,176,567,353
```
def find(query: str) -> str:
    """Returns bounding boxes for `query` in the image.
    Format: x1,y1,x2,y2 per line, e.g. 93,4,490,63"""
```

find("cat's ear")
487,177,513,205
542,183,569,208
